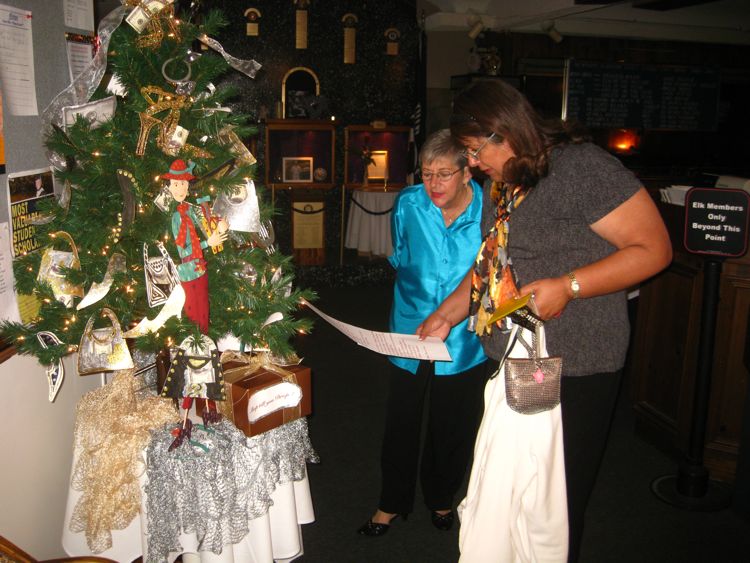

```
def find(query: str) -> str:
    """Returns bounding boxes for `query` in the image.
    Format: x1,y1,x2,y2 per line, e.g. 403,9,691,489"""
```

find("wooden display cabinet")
264,119,336,193
628,200,750,482
343,124,411,191
341,125,411,264
263,119,335,266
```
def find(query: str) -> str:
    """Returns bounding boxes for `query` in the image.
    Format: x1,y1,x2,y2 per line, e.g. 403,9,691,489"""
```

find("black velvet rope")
292,205,325,215
350,192,393,216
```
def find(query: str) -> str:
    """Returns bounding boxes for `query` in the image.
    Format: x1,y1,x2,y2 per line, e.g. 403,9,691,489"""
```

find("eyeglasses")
461,133,496,161
420,169,461,183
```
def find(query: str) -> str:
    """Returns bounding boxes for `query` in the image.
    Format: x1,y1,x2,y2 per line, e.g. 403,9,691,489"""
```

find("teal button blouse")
388,179,486,375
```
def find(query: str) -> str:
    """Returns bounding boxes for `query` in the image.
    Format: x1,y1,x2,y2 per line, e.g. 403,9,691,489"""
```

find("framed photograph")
368,150,389,180
283,157,313,183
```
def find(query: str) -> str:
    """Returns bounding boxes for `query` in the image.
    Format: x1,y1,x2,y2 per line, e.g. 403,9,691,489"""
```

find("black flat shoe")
357,514,404,537
431,510,454,531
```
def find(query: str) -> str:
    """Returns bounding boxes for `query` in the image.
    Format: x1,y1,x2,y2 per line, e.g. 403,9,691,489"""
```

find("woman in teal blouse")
358,129,488,537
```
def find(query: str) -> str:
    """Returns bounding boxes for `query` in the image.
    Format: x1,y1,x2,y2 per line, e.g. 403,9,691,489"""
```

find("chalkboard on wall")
563,59,720,131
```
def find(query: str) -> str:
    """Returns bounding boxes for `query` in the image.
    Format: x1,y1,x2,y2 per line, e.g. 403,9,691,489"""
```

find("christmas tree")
1,3,313,387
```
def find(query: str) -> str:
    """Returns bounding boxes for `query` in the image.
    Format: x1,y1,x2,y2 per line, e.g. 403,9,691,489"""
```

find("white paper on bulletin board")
0,3,38,116
63,0,94,32
0,222,20,323
292,202,324,249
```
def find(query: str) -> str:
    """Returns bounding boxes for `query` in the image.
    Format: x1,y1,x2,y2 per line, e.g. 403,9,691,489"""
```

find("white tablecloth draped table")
344,190,397,258
62,419,316,563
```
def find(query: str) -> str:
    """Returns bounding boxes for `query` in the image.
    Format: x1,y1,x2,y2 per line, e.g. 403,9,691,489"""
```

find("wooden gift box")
197,363,312,437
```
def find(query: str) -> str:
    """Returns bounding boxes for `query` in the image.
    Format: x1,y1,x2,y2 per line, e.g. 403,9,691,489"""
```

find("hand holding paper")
301,299,452,362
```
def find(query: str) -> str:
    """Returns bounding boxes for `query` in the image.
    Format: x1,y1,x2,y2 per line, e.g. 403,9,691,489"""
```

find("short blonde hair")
419,129,467,169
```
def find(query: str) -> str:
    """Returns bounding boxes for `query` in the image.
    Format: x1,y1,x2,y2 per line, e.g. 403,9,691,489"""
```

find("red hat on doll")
162,159,196,181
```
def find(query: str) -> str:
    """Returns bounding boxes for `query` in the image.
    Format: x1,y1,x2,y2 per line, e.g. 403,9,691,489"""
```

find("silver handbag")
211,179,261,233
143,241,181,308
78,308,134,375
503,324,562,415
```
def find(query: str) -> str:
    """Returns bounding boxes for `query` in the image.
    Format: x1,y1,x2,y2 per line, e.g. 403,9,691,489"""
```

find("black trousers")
378,360,488,515
561,370,623,563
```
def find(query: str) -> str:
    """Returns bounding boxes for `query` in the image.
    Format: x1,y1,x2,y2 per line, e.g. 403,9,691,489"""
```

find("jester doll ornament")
163,159,228,434
164,159,228,332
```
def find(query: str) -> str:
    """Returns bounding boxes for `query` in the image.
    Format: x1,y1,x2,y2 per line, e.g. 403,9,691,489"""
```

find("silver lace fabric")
145,418,318,561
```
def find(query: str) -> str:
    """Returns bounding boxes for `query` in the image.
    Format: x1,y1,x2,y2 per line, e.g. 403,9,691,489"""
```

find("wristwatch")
567,271,580,299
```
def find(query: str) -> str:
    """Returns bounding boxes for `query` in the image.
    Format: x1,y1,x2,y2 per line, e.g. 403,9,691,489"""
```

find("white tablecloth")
344,190,397,258
62,422,315,563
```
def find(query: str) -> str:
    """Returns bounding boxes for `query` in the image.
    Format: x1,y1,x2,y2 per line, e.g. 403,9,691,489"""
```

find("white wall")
0,354,101,558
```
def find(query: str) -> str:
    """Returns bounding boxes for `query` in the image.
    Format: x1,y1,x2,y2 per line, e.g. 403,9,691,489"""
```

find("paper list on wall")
0,4,37,116
65,37,94,83
63,0,95,32
0,222,21,323
301,298,452,362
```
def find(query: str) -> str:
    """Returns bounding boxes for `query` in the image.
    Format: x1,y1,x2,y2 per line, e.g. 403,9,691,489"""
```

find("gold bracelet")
568,271,580,299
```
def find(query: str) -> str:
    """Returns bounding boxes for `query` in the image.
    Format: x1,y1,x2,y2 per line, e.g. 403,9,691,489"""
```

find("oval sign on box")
247,382,302,423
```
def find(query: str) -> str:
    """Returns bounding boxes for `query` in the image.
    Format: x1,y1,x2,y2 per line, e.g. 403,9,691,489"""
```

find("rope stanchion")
350,192,393,216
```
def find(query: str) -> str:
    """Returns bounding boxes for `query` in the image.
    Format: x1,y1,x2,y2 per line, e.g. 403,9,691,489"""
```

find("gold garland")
69,369,179,553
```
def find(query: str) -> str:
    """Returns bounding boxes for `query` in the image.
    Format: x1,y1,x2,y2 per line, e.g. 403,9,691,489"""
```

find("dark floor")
291,276,749,563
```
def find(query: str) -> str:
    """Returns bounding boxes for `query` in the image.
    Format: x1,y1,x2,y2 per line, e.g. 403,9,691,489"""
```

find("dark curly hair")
450,80,589,190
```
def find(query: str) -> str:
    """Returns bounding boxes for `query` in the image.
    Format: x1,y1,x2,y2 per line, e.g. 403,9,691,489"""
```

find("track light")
542,21,563,43
468,20,485,40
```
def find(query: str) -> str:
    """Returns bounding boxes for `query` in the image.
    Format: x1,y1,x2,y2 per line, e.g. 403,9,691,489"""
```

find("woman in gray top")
418,80,672,561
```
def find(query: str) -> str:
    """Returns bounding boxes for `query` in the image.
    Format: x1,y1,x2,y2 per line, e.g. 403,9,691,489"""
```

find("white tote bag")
458,324,568,563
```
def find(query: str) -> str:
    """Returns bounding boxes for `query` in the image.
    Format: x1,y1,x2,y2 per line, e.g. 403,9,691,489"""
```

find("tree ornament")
136,86,211,158
36,331,65,402
162,159,228,333
122,284,186,338
211,179,261,233
143,241,182,308
37,231,84,308
77,253,127,310
77,308,134,375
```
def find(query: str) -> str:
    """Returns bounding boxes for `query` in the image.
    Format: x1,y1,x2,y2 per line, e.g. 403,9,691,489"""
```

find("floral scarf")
468,182,527,336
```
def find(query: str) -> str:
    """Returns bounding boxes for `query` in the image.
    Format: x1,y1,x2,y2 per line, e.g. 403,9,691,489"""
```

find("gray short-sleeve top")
479,142,642,376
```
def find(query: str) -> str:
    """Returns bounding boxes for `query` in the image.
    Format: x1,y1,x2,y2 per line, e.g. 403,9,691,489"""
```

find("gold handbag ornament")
37,231,84,307
504,323,561,415
143,241,181,308
78,308,134,375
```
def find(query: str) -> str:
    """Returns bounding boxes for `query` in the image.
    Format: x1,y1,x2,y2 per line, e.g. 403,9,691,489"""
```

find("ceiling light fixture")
542,21,563,43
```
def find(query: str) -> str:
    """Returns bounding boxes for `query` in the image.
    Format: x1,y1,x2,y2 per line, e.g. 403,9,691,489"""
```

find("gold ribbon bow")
219,349,297,383
218,350,302,426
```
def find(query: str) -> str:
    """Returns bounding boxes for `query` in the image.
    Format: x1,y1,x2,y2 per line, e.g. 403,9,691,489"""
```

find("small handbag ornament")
211,179,261,233
161,335,224,400
78,308,134,375
504,323,561,415
143,241,181,308
37,231,84,307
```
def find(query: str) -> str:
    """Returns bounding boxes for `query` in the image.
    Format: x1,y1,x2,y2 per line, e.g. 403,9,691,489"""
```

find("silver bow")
198,34,262,78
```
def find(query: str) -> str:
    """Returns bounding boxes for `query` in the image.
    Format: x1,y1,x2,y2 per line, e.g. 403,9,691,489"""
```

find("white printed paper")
65,36,94,83
301,299,452,362
0,222,21,323
0,4,37,116
63,0,94,32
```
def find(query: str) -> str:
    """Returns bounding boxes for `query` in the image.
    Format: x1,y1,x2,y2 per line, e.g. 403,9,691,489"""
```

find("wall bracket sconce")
244,8,261,37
